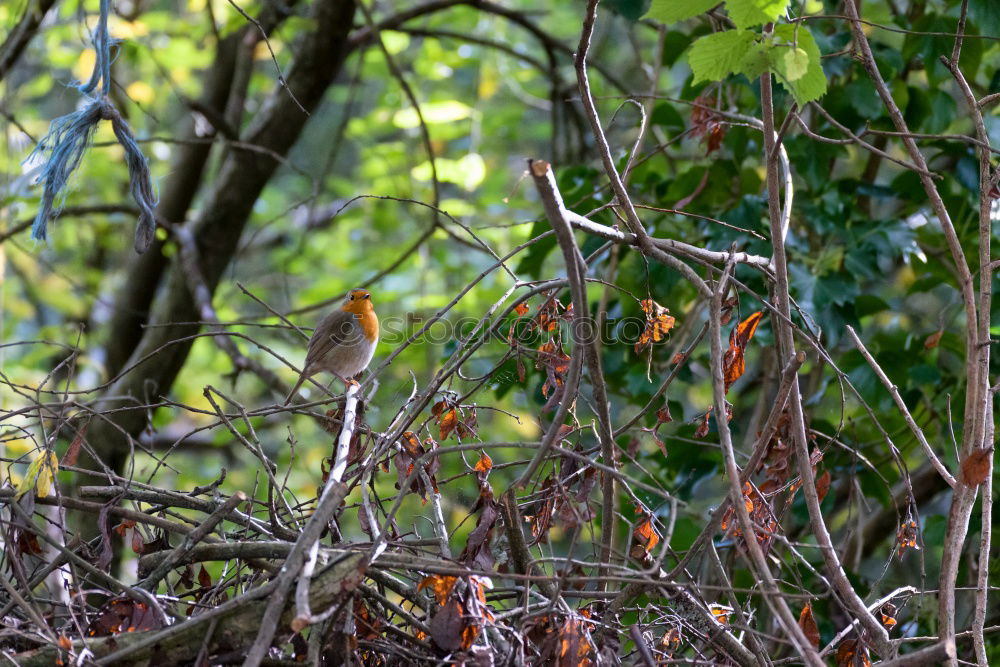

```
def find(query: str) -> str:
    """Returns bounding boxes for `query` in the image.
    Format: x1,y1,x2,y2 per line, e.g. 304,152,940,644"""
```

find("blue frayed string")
77,0,112,96
109,108,156,252
30,102,105,242
29,0,158,253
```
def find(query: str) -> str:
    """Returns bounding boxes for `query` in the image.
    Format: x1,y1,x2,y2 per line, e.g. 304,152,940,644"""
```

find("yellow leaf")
73,49,97,84
108,16,149,39
126,81,155,106
16,451,59,499
393,100,474,129
37,450,58,497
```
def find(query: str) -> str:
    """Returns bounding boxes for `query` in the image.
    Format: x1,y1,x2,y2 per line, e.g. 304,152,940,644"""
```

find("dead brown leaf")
63,421,88,466
835,638,871,667
815,469,832,502
635,299,676,354
896,517,920,559
723,311,764,393
924,329,943,350
798,604,820,648
960,447,993,487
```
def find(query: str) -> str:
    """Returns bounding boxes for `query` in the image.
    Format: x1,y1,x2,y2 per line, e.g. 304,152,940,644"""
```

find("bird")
284,288,379,404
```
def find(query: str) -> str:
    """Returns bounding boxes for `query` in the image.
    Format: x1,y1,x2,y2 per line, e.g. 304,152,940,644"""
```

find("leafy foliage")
1,0,998,664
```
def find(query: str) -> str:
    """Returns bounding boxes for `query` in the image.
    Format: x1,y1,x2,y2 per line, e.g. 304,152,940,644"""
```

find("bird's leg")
336,372,360,388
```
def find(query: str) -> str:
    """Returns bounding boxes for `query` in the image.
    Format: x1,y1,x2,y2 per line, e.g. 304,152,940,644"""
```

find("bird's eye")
349,295,354,300
364,294,370,300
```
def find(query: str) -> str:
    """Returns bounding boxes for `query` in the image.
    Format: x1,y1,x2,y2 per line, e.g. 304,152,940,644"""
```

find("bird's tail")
283,373,307,405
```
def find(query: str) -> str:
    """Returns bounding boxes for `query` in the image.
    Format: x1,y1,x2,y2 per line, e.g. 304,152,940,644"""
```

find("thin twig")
137,490,248,591
846,326,956,487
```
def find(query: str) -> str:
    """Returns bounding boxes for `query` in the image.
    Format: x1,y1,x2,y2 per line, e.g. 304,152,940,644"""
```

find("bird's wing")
304,310,360,368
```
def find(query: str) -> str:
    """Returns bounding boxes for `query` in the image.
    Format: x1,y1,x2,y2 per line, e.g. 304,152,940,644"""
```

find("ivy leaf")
726,0,790,29
644,0,718,24
770,25,827,105
688,29,757,84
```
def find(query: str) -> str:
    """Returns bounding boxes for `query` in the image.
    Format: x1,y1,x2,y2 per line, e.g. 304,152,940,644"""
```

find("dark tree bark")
102,2,300,378
0,0,58,83
85,0,358,475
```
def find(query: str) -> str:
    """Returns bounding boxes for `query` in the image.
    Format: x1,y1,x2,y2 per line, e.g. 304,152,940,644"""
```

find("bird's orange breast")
356,309,379,343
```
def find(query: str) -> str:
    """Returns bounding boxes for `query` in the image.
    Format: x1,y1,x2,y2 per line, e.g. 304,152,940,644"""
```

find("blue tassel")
109,108,156,253
30,102,104,242
29,0,157,253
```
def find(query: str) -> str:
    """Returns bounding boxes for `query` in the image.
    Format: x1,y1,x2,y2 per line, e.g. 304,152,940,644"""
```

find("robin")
284,288,379,404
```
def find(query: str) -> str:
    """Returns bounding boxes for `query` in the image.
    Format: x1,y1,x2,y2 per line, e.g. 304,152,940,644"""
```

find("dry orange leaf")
417,574,458,606
896,518,920,558
659,626,682,660
835,639,871,667
354,597,384,641
537,339,571,399
960,446,993,487
635,299,676,354
632,507,661,552
400,431,421,456
708,604,732,626
798,604,820,648
693,410,711,438
536,299,563,332
656,405,672,424
879,602,897,630
558,617,594,666
719,296,738,325
815,470,832,502
720,481,755,532
86,598,161,636
691,95,727,154
113,519,136,538
474,452,493,474
514,302,529,316
63,421,88,466
438,408,458,440
723,311,764,393
924,329,943,350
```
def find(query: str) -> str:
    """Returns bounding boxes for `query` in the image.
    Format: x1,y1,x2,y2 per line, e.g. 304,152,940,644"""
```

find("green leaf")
924,88,956,135
661,31,693,67
687,29,757,83
969,0,1000,36
515,220,557,279
725,0,790,29
16,451,59,499
853,295,890,319
651,103,685,132
644,0,718,24
843,79,882,119
781,47,808,81
738,42,772,79
606,0,651,21
393,101,474,129
770,25,826,105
